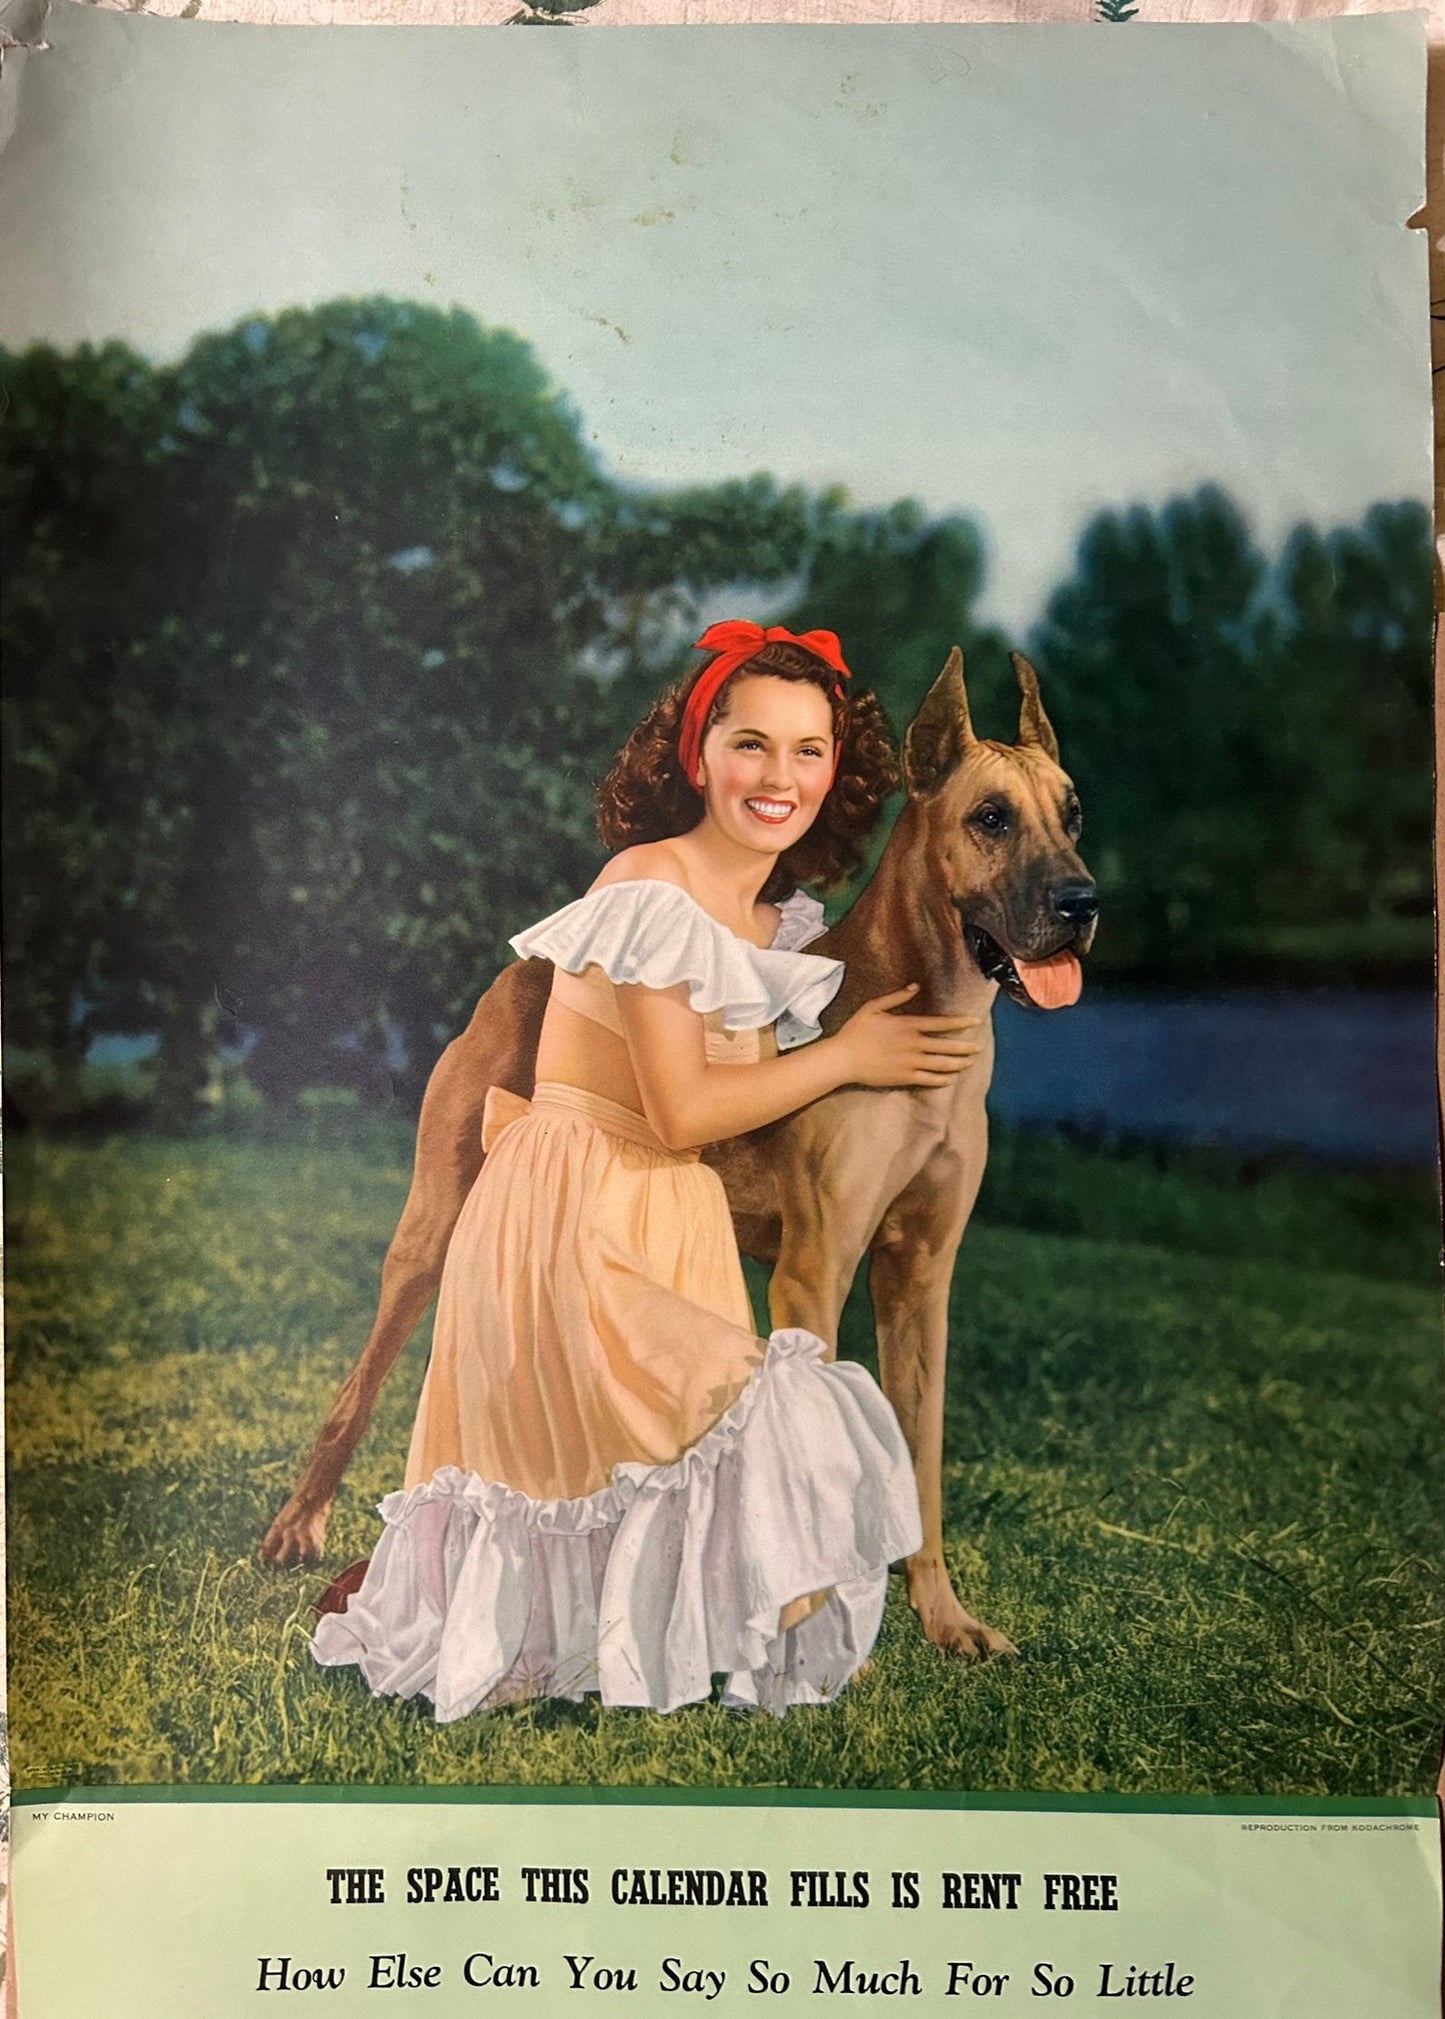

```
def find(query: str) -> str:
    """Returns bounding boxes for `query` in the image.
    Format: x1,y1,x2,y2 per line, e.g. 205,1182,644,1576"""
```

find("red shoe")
315,1559,371,1618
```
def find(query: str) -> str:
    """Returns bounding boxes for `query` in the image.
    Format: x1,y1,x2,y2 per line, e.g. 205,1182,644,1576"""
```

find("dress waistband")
483,1081,699,1162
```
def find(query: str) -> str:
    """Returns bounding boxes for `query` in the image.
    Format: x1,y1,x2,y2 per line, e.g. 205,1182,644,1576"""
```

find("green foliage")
1030,488,1273,972
0,342,175,1081
778,500,1013,739
1265,503,1435,933
1,306,845,1112
1029,488,1433,982
148,302,618,1100
1097,0,1139,20
8,1133,1440,1794
974,1129,1438,1285
5,305,1025,1113
2,308,1433,1118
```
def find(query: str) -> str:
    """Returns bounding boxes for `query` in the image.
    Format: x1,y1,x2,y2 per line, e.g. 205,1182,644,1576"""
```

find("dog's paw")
259,1495,332,1567
929,1608,1017,1662
908,1564,1017,1661
960,1617,1019,1660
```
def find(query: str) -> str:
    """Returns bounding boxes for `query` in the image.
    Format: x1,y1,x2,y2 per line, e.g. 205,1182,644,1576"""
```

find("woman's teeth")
745,798,795,823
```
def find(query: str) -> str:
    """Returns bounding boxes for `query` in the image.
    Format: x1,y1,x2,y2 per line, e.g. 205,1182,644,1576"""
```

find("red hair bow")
679,621,852,787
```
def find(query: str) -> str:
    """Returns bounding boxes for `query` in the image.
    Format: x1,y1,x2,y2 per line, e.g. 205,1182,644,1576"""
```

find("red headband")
679,621,852,787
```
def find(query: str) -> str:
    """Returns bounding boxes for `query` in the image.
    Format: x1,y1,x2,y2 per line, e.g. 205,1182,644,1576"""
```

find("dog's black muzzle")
961,901,1097,1009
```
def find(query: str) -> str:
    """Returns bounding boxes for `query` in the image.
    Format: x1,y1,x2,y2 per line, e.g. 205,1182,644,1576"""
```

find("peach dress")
312,883,922,1721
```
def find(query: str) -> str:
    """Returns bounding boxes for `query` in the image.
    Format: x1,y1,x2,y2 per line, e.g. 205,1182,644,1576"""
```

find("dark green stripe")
10,1784,1435,1818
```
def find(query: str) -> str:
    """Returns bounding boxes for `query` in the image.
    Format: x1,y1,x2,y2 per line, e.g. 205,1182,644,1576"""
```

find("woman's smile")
744,795,799,825
697,674,836,857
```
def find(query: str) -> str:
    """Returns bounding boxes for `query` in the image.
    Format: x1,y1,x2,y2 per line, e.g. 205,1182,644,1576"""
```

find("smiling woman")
594,629,900,903
694,681,835,850
311,624,985,1721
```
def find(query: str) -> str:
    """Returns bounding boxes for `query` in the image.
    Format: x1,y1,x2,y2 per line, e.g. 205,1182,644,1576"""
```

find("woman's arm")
617,981,982,1152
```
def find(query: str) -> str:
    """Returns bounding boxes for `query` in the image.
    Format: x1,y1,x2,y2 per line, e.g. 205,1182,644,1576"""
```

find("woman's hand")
617,980,982,1151
830,985,983,1089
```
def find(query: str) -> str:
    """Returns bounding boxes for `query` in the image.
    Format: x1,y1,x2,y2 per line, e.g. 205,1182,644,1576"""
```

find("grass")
5,1124,1442,1796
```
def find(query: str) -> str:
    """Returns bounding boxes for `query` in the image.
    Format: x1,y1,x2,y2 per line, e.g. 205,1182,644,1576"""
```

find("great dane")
261,650,1098,1660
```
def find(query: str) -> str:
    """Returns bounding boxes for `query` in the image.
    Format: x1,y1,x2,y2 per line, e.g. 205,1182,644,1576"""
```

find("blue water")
990,989,1437,1168
88,990,1439,1169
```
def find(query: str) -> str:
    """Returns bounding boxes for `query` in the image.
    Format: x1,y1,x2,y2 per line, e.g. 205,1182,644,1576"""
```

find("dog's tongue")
1014,951,1082,1009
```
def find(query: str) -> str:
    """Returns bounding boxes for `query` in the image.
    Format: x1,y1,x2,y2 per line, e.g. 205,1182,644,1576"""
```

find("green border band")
11,1785,1435,1817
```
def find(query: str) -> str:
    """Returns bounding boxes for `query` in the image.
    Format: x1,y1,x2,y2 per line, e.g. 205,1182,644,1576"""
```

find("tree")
141,299,620,1108
24,310,1426,1117
779,500,1012,743
3,304,845,1113
0,341,176,1097
1028,486,1276,976
1028,487,1433,982
1263,500,1433,953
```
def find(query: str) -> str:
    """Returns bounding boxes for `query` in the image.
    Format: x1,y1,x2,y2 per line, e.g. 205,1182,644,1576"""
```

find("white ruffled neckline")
769,886,828,952
510,879,842,1050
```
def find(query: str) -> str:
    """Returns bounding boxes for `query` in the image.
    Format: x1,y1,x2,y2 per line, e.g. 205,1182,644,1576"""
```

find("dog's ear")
1012,653,1060,764
903,648,975,796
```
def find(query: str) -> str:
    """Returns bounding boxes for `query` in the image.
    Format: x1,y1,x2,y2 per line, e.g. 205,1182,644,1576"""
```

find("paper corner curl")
0,0,44,170
0,0,48,70
0,0,44,169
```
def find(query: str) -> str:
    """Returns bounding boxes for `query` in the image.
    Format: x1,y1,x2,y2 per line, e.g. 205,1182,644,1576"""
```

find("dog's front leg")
869,1151,1016,1660
766,1100,907,1354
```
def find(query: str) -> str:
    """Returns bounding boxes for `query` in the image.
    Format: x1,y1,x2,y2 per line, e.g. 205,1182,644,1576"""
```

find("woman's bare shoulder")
590,842,690,893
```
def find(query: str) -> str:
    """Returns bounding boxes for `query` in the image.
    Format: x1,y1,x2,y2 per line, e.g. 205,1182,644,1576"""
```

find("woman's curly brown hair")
596,639,900,899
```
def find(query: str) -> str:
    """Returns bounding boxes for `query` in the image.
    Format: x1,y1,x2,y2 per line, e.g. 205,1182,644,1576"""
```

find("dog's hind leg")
868,1147,1016,1661
258,960,549,1566
258,1042,482,1565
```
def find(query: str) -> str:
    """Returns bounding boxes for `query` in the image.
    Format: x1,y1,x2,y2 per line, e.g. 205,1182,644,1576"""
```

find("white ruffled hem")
509,881,843,1051
312,1330,922,1722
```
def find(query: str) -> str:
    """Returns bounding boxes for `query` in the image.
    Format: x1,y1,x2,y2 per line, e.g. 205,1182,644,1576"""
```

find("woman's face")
695,674,836,860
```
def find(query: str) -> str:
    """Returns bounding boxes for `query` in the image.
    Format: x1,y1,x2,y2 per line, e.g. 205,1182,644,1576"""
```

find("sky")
0,4,1430,630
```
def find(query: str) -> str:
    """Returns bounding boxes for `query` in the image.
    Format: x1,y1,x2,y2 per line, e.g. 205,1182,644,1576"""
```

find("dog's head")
901,648,1098,1009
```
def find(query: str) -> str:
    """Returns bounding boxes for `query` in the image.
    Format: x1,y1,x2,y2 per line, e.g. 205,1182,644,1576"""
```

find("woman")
313,622,981,1720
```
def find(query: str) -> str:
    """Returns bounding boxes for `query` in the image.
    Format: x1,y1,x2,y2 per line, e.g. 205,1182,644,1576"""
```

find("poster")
2,4,1440,2011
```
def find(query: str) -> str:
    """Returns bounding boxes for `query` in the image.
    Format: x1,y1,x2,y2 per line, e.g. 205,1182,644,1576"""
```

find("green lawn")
6,1126,1441,1796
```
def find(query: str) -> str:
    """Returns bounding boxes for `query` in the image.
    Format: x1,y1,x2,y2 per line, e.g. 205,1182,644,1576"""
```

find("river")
989,988,1437,1168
